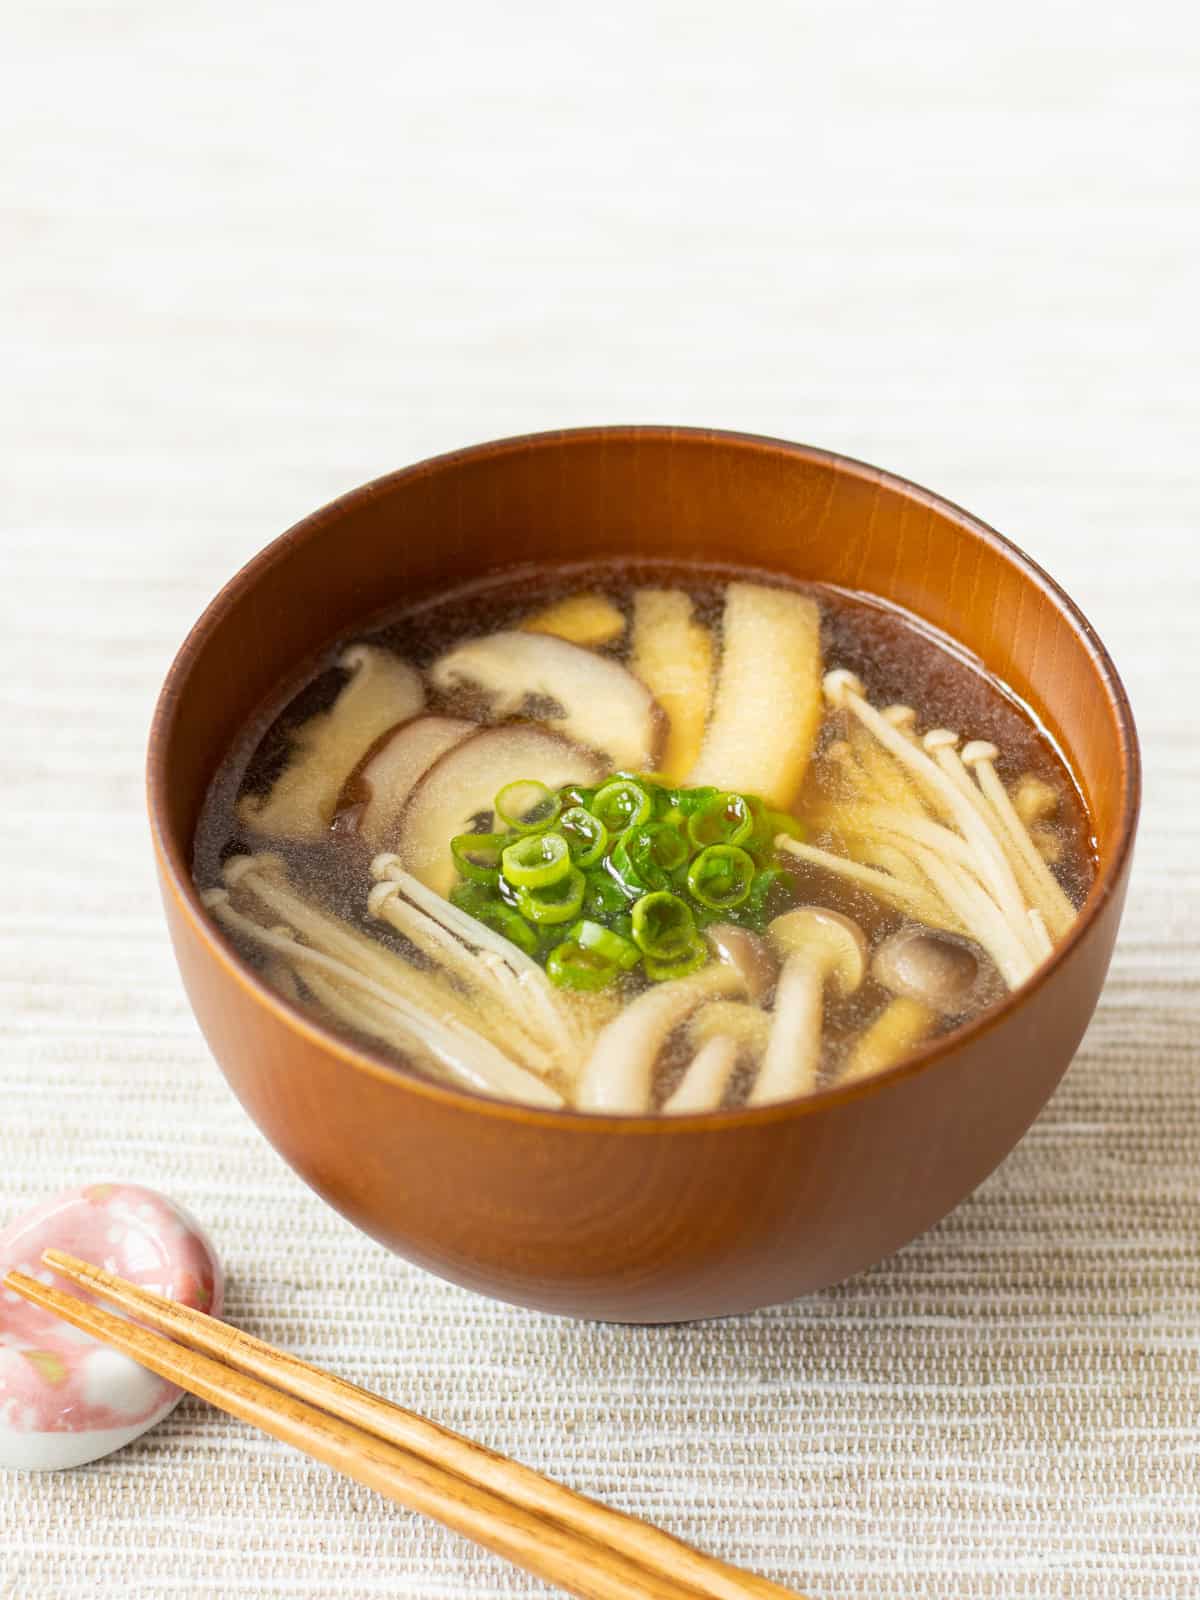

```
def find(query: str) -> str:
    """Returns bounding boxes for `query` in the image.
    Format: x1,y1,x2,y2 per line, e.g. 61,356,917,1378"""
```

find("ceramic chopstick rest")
0,1183,222,1470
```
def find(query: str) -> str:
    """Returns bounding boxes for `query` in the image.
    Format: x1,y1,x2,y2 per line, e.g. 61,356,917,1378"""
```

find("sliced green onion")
687,791,754,849
583,869,635,919
569,918,641,970
559,805,608,867
664,784,719,817
451,832,507,886
639,821,689,873
546,939,621,991
643,936,709,982
450,883,538,956
631,891,696,960
765,809,804,842
495,779,561,833
610,822,689,895
516,866,586,925
591,778,653,832
687,843,755,910
742,866,799,926
557,782,596,811
501,831,571,889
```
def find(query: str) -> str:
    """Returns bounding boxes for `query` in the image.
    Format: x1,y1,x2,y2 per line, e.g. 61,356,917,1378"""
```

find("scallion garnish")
686,843,756,910
495,778,561,833
446,775,803,985
500,831,571,889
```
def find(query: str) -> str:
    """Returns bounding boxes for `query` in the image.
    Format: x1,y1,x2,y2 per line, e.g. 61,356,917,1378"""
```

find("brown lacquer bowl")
149,428,1140,1322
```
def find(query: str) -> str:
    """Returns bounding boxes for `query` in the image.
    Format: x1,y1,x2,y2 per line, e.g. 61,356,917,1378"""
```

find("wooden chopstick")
7,1255,807,1600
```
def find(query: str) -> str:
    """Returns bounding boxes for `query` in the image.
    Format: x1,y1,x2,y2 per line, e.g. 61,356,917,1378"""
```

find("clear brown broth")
194,561,1096,1100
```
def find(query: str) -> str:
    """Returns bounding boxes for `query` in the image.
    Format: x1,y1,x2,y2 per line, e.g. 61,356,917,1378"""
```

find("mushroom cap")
766,907,867,996
822,668,865,708
703,924,778,1005
872,927,979,1014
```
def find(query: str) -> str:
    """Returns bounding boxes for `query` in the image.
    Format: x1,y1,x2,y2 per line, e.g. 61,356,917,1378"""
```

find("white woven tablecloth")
4,4,1198,1596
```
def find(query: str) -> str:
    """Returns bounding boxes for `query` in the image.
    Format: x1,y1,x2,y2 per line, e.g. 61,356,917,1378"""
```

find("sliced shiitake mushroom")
238,646,424,841
429,630,665,771
395,723,605,897
334,715,474,849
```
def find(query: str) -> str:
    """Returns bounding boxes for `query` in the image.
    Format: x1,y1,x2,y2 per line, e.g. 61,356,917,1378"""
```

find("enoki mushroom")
210,856,564,1107
776,671,1078,991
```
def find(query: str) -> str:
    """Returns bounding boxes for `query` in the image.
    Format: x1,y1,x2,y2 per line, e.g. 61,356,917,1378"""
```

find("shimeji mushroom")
662,1035,741,1114
576,966,745,1114
664,997,773,1114
429,630,665,772
753,908,867,1104
203,890,562,1107
842,929,980,1084
238,646,425,841
703,924,777,1004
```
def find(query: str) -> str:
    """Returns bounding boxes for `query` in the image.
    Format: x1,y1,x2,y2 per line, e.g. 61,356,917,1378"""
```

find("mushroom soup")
194,565,1095,1112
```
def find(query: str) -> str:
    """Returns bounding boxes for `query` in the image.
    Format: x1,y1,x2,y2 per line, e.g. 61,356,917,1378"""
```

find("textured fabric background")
3,4,1197,1596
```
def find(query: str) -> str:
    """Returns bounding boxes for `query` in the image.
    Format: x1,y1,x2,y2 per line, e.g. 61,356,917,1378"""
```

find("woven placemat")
4,3,1197,1595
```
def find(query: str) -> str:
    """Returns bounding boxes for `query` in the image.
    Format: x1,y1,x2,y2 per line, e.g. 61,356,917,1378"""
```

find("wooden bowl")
149,428,1140,1322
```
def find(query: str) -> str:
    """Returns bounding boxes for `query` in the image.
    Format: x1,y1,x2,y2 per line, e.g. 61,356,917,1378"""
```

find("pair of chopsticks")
6,1255,808,1600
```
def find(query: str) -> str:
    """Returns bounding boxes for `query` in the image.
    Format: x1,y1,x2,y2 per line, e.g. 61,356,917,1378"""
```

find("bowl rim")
148,424,1142,1134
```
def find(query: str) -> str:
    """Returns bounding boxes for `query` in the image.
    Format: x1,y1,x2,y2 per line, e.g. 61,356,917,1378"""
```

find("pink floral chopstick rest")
0,1183,223,1471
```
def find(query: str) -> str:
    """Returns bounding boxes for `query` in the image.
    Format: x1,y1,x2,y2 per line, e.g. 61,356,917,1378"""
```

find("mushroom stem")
203,892,561,1107
688,1001,773,1058
224,854,547,1066
847,837,951,899
823,672,1033,941
776,835,955,927
753,954,825,1103
927,730,1075,944
369,854,589,1062
366,881,556,1071
576,967,743,1113
754,908,867,1105
662,1035,741,1114
823,800,990,882
1027,906,1054,959
841,996,936,1084
906,845,1035,988
961,741,1078,940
